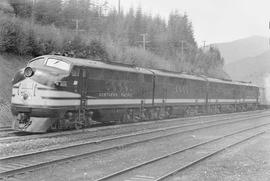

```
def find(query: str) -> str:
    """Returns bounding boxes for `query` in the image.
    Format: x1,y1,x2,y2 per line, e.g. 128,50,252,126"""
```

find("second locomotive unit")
11,55,259,132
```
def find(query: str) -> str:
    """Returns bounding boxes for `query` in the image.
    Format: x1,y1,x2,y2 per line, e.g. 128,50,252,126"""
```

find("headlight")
55,81,67,87
24,67,34,77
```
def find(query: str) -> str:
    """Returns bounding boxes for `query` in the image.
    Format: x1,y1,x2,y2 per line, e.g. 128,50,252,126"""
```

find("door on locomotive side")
70,66,80,93
79,67,88,101
70,66,88,107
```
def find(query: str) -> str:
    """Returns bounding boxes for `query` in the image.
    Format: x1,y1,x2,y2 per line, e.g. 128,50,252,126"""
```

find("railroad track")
0,127,12,132
0,127,16,139
0,112,269,179
96,124,266,181
0,111,268,146
0,110,267,144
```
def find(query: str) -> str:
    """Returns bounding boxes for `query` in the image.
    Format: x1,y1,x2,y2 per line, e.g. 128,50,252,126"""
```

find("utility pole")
141,34,146,50
75,19,79,34
202,40,206,48
74,0,79,34
118,0,121,14
269,21,270,46
31,0,36,25
72,0,85,35
139,33,149,50
72,19,84,35
181,40,184,62
99,1,108,16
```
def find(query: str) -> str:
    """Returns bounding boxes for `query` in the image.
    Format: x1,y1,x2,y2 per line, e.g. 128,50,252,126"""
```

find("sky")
107,0,270,46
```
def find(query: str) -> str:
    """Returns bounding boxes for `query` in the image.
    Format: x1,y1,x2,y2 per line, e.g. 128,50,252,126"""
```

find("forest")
0,0,228,79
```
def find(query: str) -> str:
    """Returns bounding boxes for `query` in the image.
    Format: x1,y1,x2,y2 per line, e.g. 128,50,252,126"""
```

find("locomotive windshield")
45,58,70,71
28,58,45,67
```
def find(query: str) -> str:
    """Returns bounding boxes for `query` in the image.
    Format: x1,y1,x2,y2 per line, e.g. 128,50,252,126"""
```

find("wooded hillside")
0,0,228,79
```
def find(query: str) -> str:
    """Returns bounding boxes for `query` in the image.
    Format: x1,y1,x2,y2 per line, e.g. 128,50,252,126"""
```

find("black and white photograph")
0,0,270,180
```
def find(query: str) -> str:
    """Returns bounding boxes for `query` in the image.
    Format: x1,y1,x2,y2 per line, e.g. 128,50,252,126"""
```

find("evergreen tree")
9,0,32,18
126,7,136,46
34,0,62,25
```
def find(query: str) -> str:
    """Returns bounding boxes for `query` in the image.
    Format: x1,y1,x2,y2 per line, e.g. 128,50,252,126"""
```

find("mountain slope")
0,54,25,126
215,36,269,64
225,50,270,87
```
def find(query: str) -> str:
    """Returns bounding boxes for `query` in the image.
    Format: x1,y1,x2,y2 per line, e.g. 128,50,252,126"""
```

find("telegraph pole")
72,0,86,35
269,21,270,46
118,0,121,14
72,19,85,35
75,19,79,34
181,40,184,61
74,0,79,34
99,1,108,16
31,0,36,25
139,33,149,50
141,34,146,50
202,40,206,48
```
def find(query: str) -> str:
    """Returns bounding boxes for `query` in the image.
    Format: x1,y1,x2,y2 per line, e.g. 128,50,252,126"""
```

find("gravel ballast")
3,115,270,181
170,131,270,181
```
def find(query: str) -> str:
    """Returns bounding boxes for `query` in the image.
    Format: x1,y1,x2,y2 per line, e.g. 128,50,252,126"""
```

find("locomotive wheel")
74,122,83,129
158,107,166,119
149,108,156,120
143,109,151,121
165,107,172,118
122,109,134,123
121,113,129,123
74,117,83,129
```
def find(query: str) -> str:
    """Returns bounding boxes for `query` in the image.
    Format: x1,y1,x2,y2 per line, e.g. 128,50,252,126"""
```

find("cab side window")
28,58,45,67
71,67,80,77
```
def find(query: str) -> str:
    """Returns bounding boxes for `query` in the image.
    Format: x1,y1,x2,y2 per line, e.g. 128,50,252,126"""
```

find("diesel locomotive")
11,55,259,132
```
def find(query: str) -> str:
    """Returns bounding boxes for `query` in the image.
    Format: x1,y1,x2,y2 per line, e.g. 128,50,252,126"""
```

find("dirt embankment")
0,54,27,126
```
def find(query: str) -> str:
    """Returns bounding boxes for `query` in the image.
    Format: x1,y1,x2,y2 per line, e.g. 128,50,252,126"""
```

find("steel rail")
0,127,12,132
0,110,266,144
0,110,268,146
155,131,265,181
0,113,269,178
95,124,267,180
1,112,269,161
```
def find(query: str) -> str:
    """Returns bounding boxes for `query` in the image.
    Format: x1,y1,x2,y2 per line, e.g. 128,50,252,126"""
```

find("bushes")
105,41,172,70
62,36,108,60
0,16,108,60
0,16,58,56
0,18,21,54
